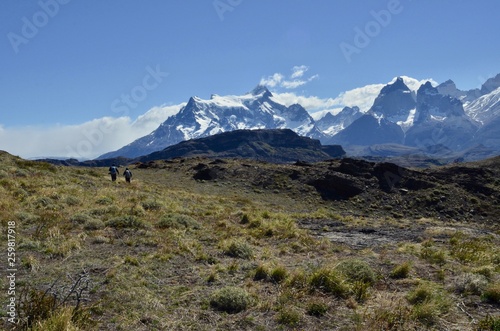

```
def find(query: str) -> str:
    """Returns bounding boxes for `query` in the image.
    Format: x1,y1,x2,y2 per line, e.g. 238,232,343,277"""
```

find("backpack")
124,170,132,179
109,166,118,175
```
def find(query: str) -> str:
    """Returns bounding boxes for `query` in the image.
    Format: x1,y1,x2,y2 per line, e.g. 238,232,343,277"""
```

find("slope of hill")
137,129,345,163
1,150,499,330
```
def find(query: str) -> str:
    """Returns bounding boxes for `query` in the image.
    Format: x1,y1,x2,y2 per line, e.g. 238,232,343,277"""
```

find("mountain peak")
481,73,500,95
381,77,411,94
250,85,272,98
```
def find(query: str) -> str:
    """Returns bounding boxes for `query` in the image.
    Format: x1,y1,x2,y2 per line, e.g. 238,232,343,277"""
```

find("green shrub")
276,307,302,326
105,215,147,229
64,196,80,206
270,266,288,283
390,261,412,279
335,259,376,285
407,282,451,326
141,199,163,211
309,267,349,298
209,286,251,314
70,213,93,224
96,196,113,205
156,213,200,230
407,282,434,305
453,273,488,295
475,314,500,331
83,219,105,231
306,301,328,317
240,213,250,224
253,264,270,281
482,282,500,304
223,239,254,259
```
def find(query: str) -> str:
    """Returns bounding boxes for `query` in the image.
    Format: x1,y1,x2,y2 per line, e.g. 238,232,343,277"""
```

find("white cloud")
260,66,318,90
291,65,309,79
259,73,284,88
0,103,184,160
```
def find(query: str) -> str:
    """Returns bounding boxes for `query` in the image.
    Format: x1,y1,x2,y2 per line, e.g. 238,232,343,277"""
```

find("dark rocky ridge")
143,155,499,224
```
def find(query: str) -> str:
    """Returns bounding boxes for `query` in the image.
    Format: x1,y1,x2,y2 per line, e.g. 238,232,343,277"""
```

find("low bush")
407,281,451,326
222,239,254,259
209,286,251,314
270,265,288,283
335,259,376,285
276,307,302,326
141,199,163,211
475,314,500,331
482,282,500,304
83,219,105,231
253,264,270,281
309,267,349,298
452,273,488,295
390,261,412,279
156,213,200,230
306,300,328,317
105,215,147,229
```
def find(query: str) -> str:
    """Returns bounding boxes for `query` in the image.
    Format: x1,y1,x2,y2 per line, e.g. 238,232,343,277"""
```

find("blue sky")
0,0,499,158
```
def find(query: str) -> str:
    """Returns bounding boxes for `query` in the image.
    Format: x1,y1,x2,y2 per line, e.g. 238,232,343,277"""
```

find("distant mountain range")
98,73,500,162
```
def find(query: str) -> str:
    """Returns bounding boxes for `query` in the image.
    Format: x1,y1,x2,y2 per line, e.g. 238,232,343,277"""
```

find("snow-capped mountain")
370,77,417,132
98,73,500,161
465,87,500,125
315,106,362,136
99,86,322,159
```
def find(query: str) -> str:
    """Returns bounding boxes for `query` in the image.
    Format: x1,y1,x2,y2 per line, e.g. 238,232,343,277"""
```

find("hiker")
123,168,133,183
108,164,119,181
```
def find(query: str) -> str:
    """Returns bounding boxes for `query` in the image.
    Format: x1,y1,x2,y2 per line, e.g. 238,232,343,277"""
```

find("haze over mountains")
98,73,500,161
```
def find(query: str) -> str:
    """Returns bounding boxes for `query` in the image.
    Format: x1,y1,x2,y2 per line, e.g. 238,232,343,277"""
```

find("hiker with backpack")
109,164,119,181
123,168,133,183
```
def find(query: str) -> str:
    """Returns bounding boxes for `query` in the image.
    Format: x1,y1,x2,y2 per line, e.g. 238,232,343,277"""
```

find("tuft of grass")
270,265,288,283
475,314,500,331
306,300,328,317
70,213,94,225
309,267,350,298
419,239,447,265
83,219,105,231
335,259,376,285
95,196,113,205
276,307,302,326
105,215,147,229
253,264,270,281
222,239,254,259
28,306,89,331
209,286,251,314
482,282,500,304
141,199,163,211
407,281,451,326
452,273,488,295
156,213,200,230
390,261,412,279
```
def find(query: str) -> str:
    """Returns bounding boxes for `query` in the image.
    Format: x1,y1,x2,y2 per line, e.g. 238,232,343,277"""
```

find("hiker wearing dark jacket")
123,168,132,183
109,164,119,181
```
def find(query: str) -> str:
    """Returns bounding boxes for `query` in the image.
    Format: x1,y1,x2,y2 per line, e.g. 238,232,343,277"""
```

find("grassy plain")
0,151,498,330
